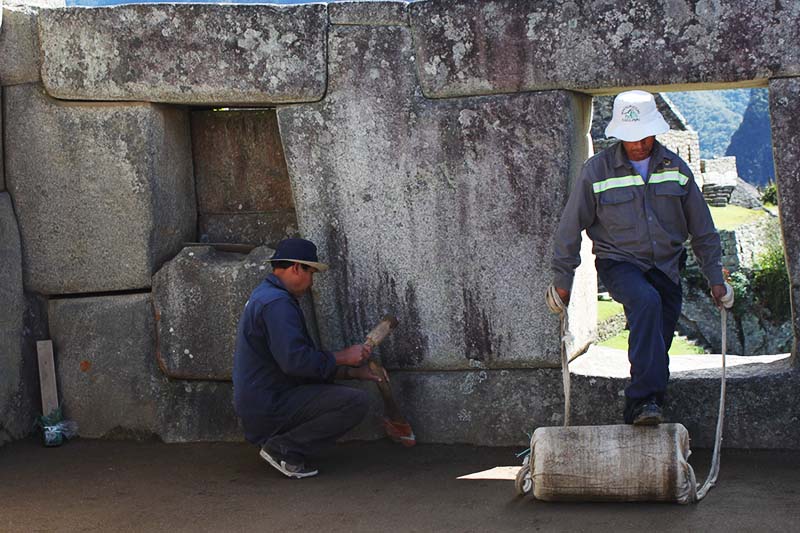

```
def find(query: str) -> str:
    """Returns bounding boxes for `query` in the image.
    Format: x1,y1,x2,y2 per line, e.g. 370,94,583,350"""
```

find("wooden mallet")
363,315,416,447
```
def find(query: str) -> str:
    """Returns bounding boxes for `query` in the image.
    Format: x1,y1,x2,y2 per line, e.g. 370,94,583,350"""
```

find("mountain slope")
726,89,775,186
666,90,751,158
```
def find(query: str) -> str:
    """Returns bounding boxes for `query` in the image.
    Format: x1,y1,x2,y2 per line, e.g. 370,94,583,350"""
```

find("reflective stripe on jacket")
552,141,723,290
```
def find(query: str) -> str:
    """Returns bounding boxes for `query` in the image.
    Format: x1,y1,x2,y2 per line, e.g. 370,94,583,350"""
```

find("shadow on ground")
1,438,798,532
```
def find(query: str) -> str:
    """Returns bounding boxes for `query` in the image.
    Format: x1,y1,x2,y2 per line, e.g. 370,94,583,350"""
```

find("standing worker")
550,90,729,425
233,238,384,479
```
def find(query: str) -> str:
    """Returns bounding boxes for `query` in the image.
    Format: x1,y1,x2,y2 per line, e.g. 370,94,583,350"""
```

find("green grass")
598,330,706,355
708,205,766,231
597,299,705,355
597,300,624,323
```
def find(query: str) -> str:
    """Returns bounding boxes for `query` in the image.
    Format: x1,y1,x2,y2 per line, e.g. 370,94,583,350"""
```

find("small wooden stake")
36,340,59,416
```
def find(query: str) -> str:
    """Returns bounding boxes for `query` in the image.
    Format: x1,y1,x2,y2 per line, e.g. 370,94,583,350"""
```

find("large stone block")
157,380,242,443
191,109,298,246
48,293,166,439
345,362,800,448
152,246,274,381
4,83,196,294
364,369,566,445
769,77,800,367
571,357,800,450
0,6,41,86
329,1,409,26
334,361,800,449
0,193,33,445
278,25,593,371
38,4,327,105
0,89,4,191
409,0,800,98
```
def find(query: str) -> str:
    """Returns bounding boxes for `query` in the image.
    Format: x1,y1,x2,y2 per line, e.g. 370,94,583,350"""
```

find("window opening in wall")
586,88,790,372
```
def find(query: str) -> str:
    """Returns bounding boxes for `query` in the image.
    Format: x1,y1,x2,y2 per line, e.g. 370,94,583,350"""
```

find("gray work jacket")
552,141,723,290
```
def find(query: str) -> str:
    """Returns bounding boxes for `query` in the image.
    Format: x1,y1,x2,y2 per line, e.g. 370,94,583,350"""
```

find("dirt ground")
1,437,798,532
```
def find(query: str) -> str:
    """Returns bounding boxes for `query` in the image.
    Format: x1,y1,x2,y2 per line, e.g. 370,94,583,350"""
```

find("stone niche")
4,83,196,295
191,109,298,247
278,23,595,372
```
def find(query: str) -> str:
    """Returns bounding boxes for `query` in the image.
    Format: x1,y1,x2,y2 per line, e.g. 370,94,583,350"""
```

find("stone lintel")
329,1,409,26
409,0,800,98
38,4,327,105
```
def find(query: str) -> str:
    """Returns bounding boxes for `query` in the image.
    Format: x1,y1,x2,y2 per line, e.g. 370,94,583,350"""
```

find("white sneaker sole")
259,449,318,479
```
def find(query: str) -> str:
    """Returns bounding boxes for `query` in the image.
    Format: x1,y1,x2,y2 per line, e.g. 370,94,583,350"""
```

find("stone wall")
277,23,594,371
685,214,777,275
1,1,799,449
701,156,739,205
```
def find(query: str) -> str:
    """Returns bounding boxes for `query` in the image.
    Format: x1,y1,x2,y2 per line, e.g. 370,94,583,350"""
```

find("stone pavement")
1,437,798,532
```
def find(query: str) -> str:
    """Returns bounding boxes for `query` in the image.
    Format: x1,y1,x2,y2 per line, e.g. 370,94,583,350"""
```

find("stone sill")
571,344,792,380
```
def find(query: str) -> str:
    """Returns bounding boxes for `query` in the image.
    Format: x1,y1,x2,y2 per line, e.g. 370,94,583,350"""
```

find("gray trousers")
250,384,369,462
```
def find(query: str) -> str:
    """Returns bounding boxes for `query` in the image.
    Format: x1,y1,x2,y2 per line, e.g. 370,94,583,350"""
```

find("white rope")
694,307,727,501
547,284,729,502
560,312,571,427
546,285,571,426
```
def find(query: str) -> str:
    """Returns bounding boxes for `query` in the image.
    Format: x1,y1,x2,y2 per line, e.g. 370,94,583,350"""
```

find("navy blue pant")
244,384,369,463
596,259,682,407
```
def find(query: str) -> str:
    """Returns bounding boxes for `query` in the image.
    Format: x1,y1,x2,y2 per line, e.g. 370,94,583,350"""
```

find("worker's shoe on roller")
259,447,318,479
632,401,663,426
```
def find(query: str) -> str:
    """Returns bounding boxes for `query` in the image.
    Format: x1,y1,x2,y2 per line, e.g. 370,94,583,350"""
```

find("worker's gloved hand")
711,282,734,309
546,285,568,314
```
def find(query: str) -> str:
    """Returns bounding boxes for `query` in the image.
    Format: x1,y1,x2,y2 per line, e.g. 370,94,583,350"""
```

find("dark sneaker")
632,401,664,426
259,448,318,479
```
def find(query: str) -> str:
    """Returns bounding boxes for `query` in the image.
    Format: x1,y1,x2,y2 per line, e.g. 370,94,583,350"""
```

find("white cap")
605,90,670,142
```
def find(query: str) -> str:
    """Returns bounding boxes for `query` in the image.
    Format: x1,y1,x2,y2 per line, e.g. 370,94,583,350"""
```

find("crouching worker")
233,238,384,479
550,90,729,426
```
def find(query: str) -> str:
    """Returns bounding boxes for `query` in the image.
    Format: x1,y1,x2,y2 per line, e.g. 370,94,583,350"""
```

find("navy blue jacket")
233,274,337,423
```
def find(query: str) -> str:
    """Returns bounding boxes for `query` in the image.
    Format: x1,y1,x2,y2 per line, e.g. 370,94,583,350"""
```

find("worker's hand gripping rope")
712,282,735,309
546,285,566,315
721,282,734,308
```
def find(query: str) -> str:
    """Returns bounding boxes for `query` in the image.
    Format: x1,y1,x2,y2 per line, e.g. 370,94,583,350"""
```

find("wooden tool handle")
362,315,404,421
364,315,398,348
368,359,404,421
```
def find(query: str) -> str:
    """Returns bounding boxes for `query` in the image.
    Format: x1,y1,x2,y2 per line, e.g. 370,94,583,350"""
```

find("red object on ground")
383,417,416,447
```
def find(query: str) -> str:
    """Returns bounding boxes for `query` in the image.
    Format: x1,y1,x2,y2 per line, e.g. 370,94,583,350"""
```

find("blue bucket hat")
268,238,329,272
